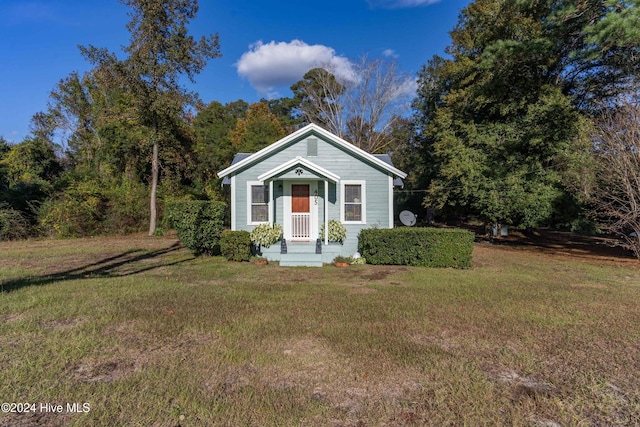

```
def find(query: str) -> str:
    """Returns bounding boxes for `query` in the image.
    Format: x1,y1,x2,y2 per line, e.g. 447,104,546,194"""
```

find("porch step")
279,253,323,267
279,243,323,267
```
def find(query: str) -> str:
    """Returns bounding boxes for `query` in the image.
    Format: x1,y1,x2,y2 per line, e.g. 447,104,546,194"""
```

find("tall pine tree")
82,0,221,235
414,0,640,228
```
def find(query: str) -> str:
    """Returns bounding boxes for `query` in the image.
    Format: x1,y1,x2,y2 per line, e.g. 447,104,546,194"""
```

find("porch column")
324,179,329,245
269,180,274,224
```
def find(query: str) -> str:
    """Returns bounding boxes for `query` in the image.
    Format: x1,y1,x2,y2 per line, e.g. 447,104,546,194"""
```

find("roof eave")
217,123,407,180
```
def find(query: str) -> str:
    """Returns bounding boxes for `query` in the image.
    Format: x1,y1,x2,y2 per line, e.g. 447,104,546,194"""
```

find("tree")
263,97,302,133
229,102,285,153
82,0,221,235
589,99,640,258
343,57,415,153
291,68,345,135
290,57,415,154
192,100,248,192
0,113,63,229
414,0,640,229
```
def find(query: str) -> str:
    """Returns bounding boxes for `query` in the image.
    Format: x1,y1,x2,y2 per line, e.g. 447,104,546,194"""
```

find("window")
341,181,366,223
250,183,269,223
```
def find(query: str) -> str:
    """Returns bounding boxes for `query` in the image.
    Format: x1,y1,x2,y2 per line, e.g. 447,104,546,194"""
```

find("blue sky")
0,0,470,144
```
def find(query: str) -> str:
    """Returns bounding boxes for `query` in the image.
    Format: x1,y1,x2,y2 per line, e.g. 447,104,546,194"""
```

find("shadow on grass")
0,242,194,293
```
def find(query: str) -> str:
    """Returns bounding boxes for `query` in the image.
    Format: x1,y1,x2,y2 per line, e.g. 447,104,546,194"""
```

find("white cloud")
382,49,399,58
235,40,356,95
395,77,419,99
366,0,441,8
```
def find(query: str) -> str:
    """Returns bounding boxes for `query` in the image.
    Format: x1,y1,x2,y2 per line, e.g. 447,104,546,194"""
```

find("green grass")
1,236,639,426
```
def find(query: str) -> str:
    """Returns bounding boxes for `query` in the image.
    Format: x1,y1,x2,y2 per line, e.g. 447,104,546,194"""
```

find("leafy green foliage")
0,204,30,241
220,230,252,262
39,180,107,238
350,256,366,265
412,0,637,228
39,177,148,238
250,223,283,248
81,0,222,235
1,137,61,186
193,100,249,184
291,68,345,132
165,200,226,255
229,102,285,153
359,227,474,268
320,219,347,243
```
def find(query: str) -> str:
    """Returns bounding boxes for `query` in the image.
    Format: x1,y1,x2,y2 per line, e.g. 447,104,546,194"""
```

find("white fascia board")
257,156,340,183
217,123,407,180
309,124,408,179
217,124,319,178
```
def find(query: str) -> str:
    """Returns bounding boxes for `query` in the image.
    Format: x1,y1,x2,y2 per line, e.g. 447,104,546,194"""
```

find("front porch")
260,240,344,267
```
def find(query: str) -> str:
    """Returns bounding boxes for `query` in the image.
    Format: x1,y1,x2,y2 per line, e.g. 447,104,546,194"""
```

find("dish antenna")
399,210,417,227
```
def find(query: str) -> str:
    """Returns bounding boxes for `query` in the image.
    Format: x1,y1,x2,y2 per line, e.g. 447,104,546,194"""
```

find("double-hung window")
341,181,365,224
248,182,269,224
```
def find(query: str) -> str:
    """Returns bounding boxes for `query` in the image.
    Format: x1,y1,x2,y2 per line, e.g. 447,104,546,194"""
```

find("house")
217,123,407,266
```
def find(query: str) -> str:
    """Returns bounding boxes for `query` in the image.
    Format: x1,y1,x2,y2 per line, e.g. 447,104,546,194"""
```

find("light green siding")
229,132,397,257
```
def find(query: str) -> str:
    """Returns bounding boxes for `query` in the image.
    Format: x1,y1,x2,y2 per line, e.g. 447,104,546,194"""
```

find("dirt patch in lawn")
476,228,637,265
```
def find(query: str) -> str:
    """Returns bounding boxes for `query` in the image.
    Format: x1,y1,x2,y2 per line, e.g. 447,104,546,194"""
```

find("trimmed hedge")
165,200,226,255
220,230,252,261
358,227,474,268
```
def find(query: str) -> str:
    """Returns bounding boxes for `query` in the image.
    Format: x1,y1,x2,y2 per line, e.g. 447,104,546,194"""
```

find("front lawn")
1,236,639,426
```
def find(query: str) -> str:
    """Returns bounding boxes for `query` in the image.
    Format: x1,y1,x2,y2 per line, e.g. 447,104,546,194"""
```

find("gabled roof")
217,123,407,179
258,156,340,183
221,153,250,185
374,154,404,187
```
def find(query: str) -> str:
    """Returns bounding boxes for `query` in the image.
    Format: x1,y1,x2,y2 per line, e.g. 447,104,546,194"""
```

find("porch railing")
291,213,310,239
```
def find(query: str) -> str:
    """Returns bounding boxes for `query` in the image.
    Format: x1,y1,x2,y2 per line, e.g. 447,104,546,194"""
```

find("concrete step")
279,252,323,267
285,242,320,254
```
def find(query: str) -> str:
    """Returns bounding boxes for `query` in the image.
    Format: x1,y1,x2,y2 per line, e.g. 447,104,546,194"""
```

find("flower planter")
253,259,268,265
334,262,349,267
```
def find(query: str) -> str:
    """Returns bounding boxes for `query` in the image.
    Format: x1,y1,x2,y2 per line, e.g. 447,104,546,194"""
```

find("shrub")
250,223,283,248
39,180,107,238
359,227,474,268
39,177,148,238
220,230,252,261
350,256,366,265
0,205,30,240
103,179,148,234
165,200,227,255
320,219,347,243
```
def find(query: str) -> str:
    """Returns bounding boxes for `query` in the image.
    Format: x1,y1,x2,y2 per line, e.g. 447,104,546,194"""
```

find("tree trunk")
148,141,158,236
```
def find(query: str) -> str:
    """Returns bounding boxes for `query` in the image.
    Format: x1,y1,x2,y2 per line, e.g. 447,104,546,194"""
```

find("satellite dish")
399,210,417,226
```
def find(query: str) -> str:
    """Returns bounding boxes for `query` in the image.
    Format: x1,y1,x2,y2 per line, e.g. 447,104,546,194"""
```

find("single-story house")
217,123,407,266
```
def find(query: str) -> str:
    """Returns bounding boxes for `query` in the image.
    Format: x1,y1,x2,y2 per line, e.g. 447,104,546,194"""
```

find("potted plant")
250,255,268,265
332,255,351,267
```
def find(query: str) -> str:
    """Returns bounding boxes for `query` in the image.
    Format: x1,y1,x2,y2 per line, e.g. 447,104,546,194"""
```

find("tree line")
1,0,639,256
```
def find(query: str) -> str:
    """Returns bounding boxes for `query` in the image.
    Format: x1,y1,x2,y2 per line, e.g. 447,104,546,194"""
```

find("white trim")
218,123,406,179
269,180,274,224
324,180,329,245
389,175,394,229
257,156,340,183
340,180,366,224
246,180,271,225
230,175,236,231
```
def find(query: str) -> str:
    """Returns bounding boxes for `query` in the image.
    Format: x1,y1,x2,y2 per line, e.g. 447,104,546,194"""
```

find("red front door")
292,184,310,213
